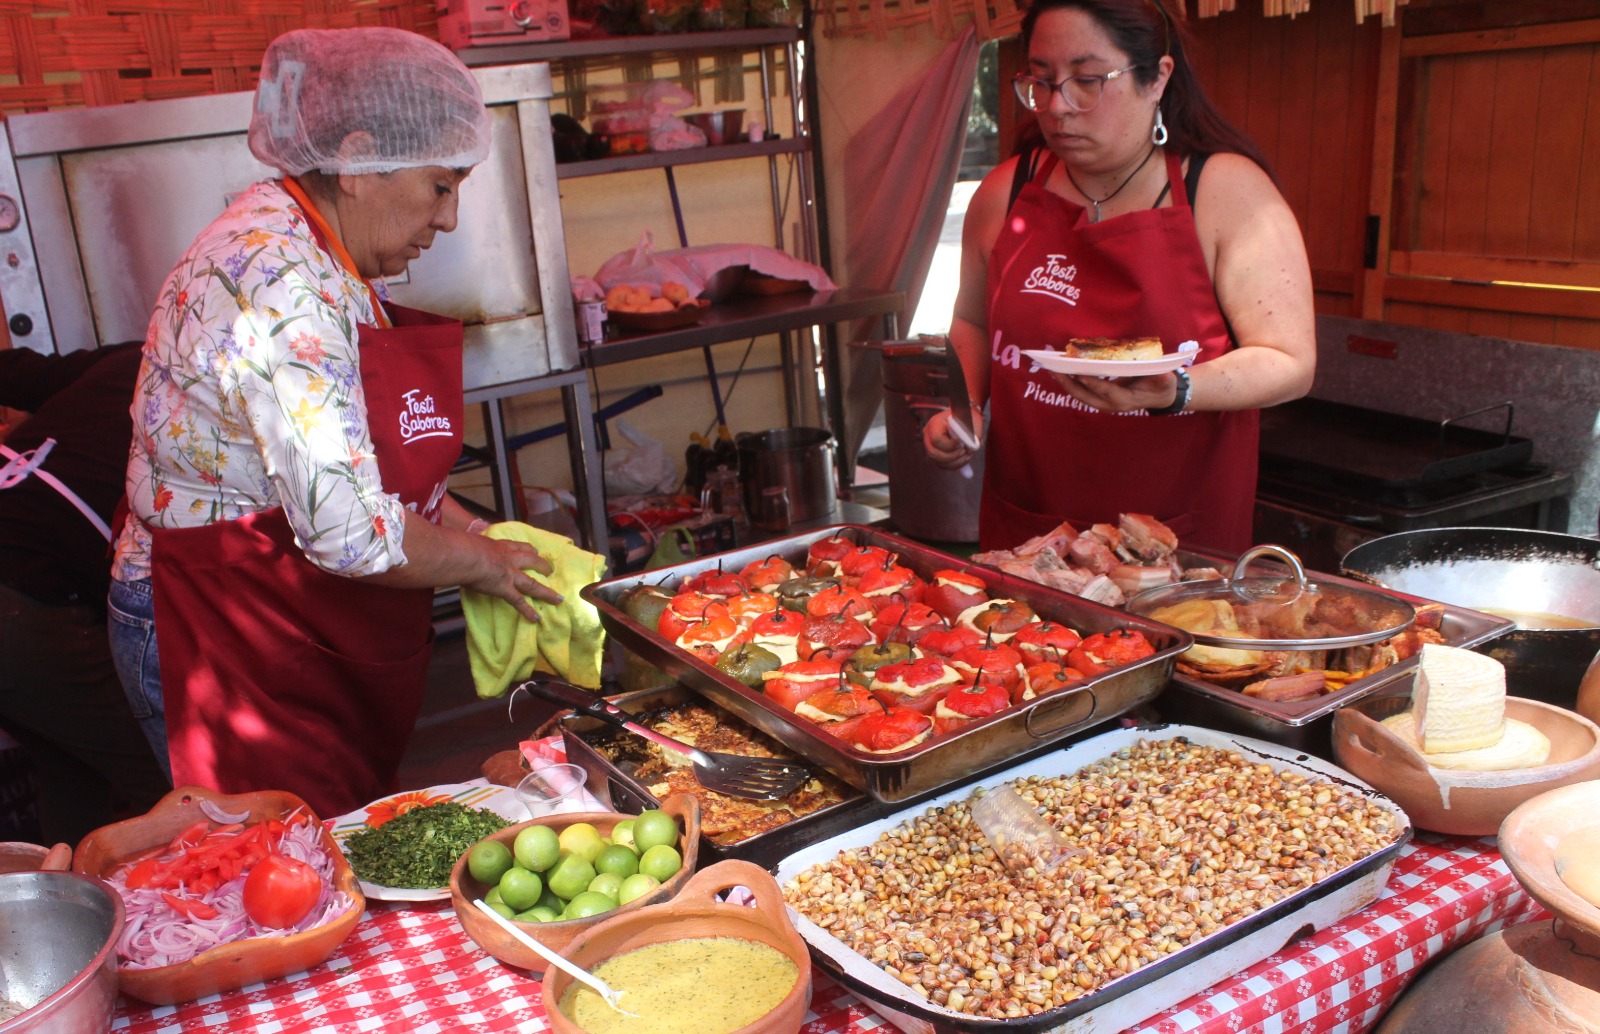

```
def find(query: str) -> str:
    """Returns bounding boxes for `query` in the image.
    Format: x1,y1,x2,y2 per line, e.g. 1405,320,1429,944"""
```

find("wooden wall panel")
1482,48,1545,260
1187,5,1382,309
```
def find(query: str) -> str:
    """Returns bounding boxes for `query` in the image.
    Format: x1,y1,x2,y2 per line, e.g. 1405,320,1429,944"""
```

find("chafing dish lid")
1127,544,1416,650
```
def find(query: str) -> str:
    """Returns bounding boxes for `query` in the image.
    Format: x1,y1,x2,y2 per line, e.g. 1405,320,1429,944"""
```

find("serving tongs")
518,678,811,801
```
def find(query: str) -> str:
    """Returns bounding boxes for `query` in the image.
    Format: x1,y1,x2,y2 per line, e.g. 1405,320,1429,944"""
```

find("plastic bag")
602,417,679,496
594,231,706,298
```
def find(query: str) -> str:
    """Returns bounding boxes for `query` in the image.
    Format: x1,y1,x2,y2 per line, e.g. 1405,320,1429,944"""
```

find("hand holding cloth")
462,522,608,696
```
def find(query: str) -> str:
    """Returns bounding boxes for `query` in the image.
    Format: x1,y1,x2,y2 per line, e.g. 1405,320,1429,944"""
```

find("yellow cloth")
461,522,609,697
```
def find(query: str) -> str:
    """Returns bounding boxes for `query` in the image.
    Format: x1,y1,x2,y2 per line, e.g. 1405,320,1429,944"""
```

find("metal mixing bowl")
0,872,123,1033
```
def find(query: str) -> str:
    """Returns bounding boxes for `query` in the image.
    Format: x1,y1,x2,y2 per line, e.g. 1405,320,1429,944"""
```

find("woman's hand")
1048,371,1181,414
466,534,559,623
923,407,982,470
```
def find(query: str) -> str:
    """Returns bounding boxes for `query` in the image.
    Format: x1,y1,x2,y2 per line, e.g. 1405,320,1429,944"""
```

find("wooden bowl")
542,859,811,1034
73,785,363,1005
1498,780,1600,954
1332,696,1600,835
449,794,701,971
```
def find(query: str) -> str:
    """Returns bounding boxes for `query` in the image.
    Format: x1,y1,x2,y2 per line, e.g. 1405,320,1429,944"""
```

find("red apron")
979,151,1258,555
149,300,464,818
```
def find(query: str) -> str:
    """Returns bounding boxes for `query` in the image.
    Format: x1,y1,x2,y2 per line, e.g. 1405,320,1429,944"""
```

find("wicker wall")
0,1,439,115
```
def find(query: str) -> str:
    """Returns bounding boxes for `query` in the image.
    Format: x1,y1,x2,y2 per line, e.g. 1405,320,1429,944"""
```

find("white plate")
1023,340,1200,378
327,782,525,902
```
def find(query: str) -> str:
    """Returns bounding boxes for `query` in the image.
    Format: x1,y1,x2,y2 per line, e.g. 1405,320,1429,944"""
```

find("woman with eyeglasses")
923,0,1314,554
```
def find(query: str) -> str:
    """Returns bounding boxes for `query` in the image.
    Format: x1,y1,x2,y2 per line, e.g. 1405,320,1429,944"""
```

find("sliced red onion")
198,799,253,825
107,819,358,970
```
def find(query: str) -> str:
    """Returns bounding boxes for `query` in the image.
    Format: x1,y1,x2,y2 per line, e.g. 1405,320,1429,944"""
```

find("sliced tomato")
162,892,220,920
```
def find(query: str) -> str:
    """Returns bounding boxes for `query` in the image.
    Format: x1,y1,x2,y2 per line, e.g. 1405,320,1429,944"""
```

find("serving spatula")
518,678,810,801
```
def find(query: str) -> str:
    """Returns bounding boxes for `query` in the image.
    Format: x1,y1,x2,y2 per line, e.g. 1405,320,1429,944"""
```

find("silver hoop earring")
1152,108,1169,146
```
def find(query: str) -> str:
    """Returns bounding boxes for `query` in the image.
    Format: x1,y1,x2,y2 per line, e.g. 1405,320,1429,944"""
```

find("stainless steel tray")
559,685,897,870
581,525,1191,803
774,723,1411,1034
1152,550,1514,754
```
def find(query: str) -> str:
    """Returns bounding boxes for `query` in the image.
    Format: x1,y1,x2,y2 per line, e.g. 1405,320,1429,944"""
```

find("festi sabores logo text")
399,389,453,443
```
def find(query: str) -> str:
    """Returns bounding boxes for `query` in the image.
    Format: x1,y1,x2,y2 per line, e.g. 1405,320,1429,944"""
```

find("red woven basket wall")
0,1,440,115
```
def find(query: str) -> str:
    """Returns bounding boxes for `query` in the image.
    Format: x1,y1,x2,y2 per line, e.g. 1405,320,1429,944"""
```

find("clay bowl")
0,841,71,873
449,794,701,971
542,859,811,1034
1332,696,1600,835
609,300,708,333
73,785,364,1005
1498,780,1600,953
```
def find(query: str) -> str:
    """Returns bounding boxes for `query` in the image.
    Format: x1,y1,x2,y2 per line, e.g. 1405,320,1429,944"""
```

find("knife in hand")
943,341,979,479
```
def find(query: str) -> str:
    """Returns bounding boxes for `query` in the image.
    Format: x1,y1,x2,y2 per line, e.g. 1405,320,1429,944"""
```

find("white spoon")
471,899,638,1018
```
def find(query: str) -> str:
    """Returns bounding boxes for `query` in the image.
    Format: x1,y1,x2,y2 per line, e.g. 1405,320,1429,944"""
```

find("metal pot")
1342,527,1600,708
879,345,983,542
0,871,123,1034
736,427,837,525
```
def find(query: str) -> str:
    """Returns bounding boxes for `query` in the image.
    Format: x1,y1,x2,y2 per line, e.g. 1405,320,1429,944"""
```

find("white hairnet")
248,27,492,176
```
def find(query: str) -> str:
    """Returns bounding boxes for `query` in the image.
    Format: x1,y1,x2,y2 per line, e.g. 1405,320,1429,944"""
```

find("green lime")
611,819,636,849
632,809,678,854
537,888,564,913
485,885,506,908
562,890,618,920
558,823,606,863
528,905,561,922
513,824,561,873
594,844,640,879
467,840,515,885
588,872,624,900
487,900,516,920
545,853,597,901
497,866,544,913
618,872,661,905
638,843,681,883
512,909,547,923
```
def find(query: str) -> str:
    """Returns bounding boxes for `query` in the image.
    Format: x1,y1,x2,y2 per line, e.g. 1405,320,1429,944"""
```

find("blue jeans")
107,577,171,781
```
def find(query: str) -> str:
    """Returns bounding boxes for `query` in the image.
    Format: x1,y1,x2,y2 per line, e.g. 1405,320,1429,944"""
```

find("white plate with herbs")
327,782,524,901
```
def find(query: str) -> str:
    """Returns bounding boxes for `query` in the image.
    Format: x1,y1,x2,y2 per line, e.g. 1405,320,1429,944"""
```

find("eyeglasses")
1012,65,1140,113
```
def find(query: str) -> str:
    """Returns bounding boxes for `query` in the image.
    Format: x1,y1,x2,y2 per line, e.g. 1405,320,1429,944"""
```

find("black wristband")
1146,368,1191,416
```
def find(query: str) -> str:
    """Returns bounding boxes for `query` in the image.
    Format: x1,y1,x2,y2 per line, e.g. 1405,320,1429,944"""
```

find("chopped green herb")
344,802,509,889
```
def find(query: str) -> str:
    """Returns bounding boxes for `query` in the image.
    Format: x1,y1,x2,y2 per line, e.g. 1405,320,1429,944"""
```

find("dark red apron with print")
979,151,1258,554
150,301,464,818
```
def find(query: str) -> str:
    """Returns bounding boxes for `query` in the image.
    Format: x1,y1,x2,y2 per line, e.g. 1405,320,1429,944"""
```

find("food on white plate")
970,513,1198,607
1380,644,1551,771
783,738,1404,1020
1059,336,1165,361
343,801,510,889
106,810,355,969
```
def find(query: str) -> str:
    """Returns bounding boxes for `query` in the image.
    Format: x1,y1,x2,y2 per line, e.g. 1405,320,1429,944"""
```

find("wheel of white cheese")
1382,710,1551,771
1413,643,1506,754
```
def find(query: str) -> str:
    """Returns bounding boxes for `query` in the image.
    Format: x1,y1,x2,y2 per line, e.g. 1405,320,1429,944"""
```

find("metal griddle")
1258,398,1533,489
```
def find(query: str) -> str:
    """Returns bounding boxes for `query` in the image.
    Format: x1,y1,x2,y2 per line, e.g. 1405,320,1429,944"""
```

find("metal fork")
518,678,811,801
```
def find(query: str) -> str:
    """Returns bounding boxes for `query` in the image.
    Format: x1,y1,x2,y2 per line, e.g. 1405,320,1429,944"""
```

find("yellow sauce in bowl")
559,937,798,1034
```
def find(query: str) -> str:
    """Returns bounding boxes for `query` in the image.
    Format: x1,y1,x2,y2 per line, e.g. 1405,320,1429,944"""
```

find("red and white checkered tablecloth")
110,832,1544,1034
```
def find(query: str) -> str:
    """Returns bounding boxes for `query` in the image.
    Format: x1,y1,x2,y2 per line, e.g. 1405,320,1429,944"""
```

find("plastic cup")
515,764,589,819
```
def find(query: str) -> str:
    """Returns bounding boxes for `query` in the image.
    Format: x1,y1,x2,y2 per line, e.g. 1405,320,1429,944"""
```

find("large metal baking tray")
1258,397,1533,488
774,723,1412,1034
1152,549,1513,755
581,525,1191,803
559,685,899,870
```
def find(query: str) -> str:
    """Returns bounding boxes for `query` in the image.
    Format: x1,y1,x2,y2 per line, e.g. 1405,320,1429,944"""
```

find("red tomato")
243,853,323,930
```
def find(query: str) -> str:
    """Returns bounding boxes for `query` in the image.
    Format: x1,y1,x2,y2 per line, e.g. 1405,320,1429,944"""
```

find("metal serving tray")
774,723,1411,1034
581,525,1191,803
1152,550,1513,756
559,685,898,870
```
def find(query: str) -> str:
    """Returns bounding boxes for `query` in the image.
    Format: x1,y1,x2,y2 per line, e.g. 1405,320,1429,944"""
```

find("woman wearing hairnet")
107,27,559,817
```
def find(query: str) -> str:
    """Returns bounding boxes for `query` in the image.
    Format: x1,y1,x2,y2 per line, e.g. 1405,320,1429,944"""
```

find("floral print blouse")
112,179,408,584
